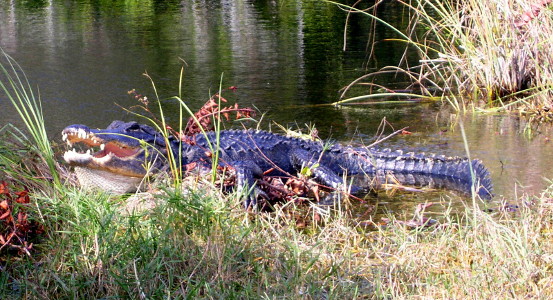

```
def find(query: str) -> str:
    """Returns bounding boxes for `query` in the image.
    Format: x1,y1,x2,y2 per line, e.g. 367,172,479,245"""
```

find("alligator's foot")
242,186,270,211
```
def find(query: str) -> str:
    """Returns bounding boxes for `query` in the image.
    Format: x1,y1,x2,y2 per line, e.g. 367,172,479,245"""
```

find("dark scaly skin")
62,121,494,207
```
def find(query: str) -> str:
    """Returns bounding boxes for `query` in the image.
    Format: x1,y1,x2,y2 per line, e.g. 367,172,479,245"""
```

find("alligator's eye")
125,123,142,132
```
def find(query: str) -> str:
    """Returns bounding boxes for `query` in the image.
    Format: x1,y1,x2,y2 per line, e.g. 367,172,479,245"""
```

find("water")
1,0,552,215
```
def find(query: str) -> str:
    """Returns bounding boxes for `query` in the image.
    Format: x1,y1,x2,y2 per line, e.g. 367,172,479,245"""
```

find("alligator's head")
62,121,171,193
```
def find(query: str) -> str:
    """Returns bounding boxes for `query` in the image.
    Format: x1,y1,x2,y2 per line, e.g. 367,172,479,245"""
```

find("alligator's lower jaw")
74,167,144,194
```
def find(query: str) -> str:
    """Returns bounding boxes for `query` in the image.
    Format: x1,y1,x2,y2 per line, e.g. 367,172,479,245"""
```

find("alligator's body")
62,121,493,206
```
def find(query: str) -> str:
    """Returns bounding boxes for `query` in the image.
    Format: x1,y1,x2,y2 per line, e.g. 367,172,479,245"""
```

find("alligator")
62,120,493,207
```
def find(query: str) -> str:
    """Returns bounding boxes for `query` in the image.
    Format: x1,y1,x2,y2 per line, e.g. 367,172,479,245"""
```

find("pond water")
1,0,552,216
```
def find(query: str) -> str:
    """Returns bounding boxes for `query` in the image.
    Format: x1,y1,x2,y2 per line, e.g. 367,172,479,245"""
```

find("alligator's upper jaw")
62,124,147,178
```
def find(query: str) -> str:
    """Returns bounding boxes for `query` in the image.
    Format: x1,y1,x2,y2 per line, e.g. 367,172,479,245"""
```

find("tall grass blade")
0,49,60,186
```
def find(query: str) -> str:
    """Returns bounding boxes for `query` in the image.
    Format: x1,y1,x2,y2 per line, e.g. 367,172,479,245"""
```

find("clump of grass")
2,174,553,298
406,0,553,112
371,197,553,297
0,50,70,260
127,69,254,189
332,0,553,117
0,50,62,186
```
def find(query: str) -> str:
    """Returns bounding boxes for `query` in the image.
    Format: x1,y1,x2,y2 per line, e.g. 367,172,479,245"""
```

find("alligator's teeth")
86,149,91,155
100,144,105,150
78,129,87,139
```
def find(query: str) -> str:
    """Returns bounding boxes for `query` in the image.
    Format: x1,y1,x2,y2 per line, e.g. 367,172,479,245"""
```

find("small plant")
181,93,255,137
128,88,256,139
126,71,256,186
0,181,43,257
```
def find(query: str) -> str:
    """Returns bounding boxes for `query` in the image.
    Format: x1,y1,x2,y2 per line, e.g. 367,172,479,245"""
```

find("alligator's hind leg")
231,160,267,209
289,149,360,193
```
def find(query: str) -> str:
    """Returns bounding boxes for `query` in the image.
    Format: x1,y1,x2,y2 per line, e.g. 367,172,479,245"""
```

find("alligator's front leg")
231,160,266,209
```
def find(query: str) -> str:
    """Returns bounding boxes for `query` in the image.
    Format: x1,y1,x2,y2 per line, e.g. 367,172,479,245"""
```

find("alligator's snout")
63,125,144,172
62,123,162,193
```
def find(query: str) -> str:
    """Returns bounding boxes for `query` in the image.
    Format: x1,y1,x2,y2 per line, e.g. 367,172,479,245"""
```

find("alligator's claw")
243,186,269,210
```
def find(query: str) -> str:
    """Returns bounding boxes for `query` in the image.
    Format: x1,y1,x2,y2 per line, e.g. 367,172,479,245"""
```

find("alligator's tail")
371,150,493,199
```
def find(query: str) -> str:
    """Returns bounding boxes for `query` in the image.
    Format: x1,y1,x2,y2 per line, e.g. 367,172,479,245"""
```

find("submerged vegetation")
335,0,553,119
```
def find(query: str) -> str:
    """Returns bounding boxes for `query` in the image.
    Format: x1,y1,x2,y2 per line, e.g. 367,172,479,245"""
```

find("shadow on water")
0,0,552,218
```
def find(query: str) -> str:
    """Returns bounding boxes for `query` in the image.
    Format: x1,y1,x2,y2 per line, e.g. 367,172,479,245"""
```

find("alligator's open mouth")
62,126,146,178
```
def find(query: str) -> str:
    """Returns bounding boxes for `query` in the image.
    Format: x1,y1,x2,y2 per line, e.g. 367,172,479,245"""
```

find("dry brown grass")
415,0,553,112
335,0,553,118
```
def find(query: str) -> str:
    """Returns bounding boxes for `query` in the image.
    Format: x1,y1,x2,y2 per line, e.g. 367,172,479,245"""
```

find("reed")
0,51,62,186
409,0,553,108
332,0,553,115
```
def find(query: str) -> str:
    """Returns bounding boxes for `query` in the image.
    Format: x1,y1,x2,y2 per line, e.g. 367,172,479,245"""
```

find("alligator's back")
185,129,493,199
187,129,326,175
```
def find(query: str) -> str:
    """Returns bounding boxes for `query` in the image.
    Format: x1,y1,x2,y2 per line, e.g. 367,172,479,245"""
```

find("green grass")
0,51,61,186
2,168,553,298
